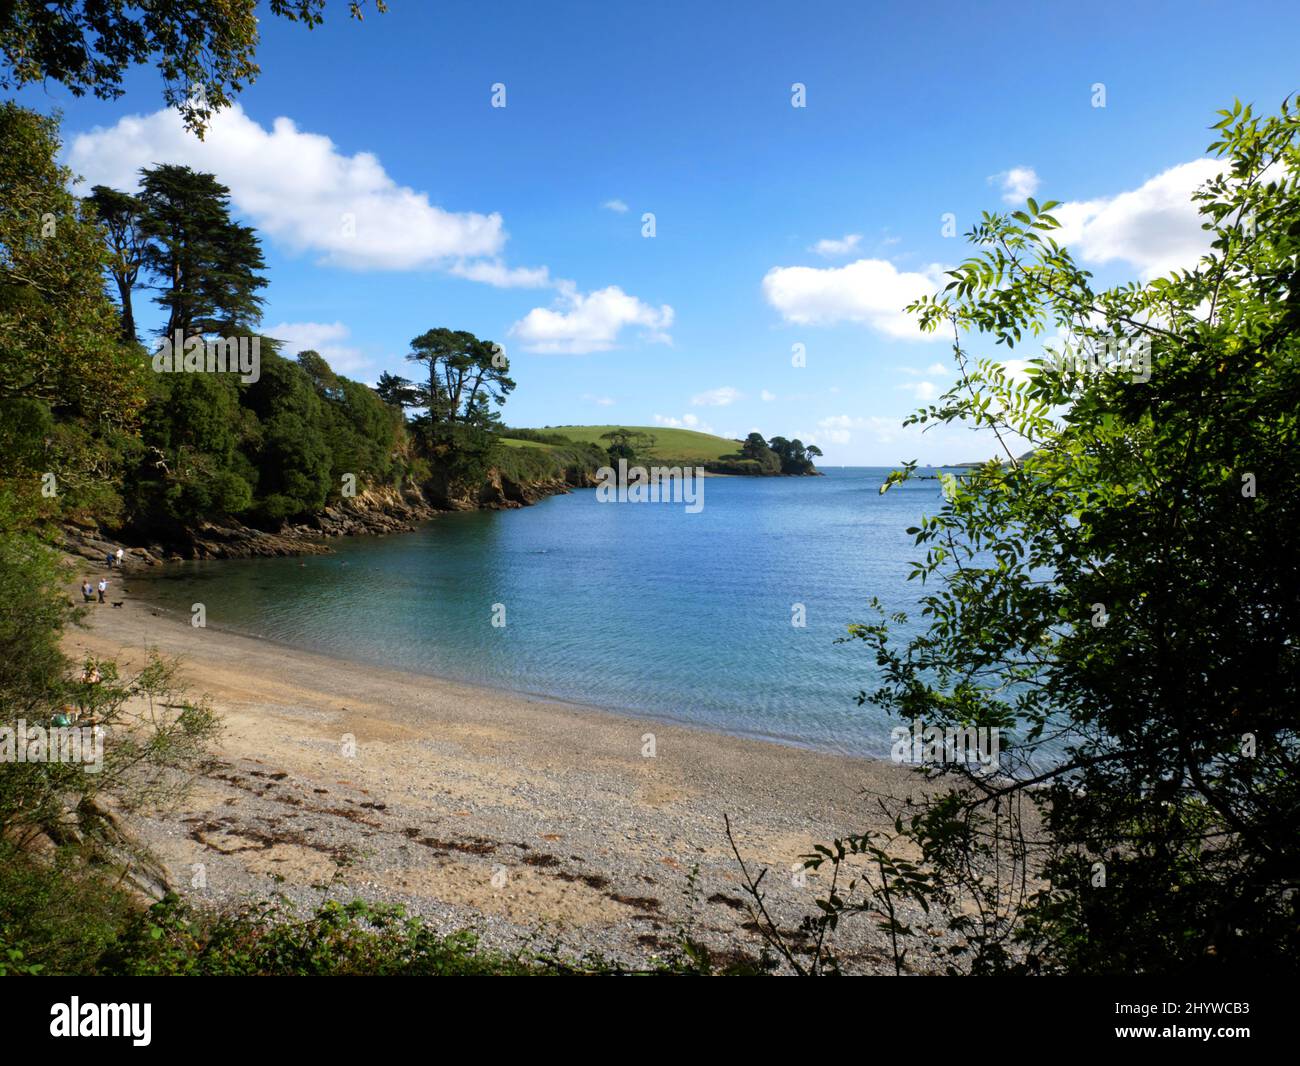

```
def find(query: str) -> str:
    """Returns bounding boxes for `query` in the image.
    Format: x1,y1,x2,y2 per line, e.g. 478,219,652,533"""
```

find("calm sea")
135,467,959,757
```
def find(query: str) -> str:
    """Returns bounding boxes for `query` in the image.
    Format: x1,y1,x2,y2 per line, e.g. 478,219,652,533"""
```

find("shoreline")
124,581,879,762
63,564,920,972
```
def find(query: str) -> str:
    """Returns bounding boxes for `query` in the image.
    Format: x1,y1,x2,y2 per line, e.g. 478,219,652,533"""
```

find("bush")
788,97,1300,977
704,458,766,475
0,842,139,976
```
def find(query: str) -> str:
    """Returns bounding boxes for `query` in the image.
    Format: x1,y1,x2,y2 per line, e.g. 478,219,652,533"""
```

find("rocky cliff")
61,466,597,564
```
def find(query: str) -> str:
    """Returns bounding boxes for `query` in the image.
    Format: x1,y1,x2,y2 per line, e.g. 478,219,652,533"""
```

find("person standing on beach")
81,580,94,603
97,577,107,603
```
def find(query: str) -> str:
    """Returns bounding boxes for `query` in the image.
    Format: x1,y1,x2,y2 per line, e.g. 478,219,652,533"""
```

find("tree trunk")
115,274,136,344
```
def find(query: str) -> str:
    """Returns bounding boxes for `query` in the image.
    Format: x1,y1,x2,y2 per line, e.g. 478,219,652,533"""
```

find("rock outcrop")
425,463,597,511
61,467,596,562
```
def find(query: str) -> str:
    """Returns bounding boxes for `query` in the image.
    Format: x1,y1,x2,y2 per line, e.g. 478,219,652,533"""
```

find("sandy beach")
64,563,922,973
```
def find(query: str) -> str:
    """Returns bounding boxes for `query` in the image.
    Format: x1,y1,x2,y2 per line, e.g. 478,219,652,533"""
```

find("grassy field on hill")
506,426,741,463
497,436,558,451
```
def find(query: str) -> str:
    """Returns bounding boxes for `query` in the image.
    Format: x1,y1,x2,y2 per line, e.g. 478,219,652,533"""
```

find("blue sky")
12,0,1300,462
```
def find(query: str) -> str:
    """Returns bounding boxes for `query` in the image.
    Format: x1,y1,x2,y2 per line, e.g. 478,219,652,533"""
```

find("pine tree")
86,185,146,344
137,164,266,339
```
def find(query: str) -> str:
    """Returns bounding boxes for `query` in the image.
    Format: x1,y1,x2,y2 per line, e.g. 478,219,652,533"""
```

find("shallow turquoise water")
135,467,955,756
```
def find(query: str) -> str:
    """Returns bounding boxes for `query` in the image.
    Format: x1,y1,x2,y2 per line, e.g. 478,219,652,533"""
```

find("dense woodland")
0,102,608,548
715,432,822,475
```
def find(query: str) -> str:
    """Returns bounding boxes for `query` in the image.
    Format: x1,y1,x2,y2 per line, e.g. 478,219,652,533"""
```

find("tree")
296,350,340,398
242,350,331,521
86,186,146,343
731,432,790,474
764,435,820,474
126,339,410,531
296,351,401,490
133,370,254,527
0,1,385,137
740,432,771,460
599,428,656,462
0,103,148,514
374,371,421,410
137,164,266,338
405,328,516,431
0,479,219,851
788,98,1300,975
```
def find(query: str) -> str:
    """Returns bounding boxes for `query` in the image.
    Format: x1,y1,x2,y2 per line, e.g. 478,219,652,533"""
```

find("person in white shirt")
97,577,107,603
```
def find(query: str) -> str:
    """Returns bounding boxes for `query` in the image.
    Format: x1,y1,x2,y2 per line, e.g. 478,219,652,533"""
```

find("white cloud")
511,285,673,354
816,415,852,445
899,380,940,401
812,414,907,448
1052,159,1226,279
815,414,862,445
1000,358,1036,385
691,386,740,407
447,260,553,288
67,104,510,272
762,259,945,339
810,233,862,257
582,393,616,406
266,320,369,375
994,166,1040,205
653,412,712,432
760,389,776,402
603,199,629,213
901,362,949,377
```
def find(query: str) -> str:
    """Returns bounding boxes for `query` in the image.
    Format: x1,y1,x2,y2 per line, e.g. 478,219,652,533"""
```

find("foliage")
0,1,386,136
599,427,657,462
767,435,822,474
85,185,146,342
122,342,408,530
707,431,821,475
0,841,140,976
498,427,584,447
0,491,76,719
404,327,515,431
0,642,222,848
492,436,606,485
372,328,518,495
796,97,1300,975
101,895,544,977
0,482,222,940
3,103,551,542
0,102,149,520
0,857,765,976
703,457,769,475
137,164,267,337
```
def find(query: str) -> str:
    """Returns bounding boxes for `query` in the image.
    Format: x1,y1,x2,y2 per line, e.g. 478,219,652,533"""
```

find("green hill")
496,436,558,452
504,425,741,463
